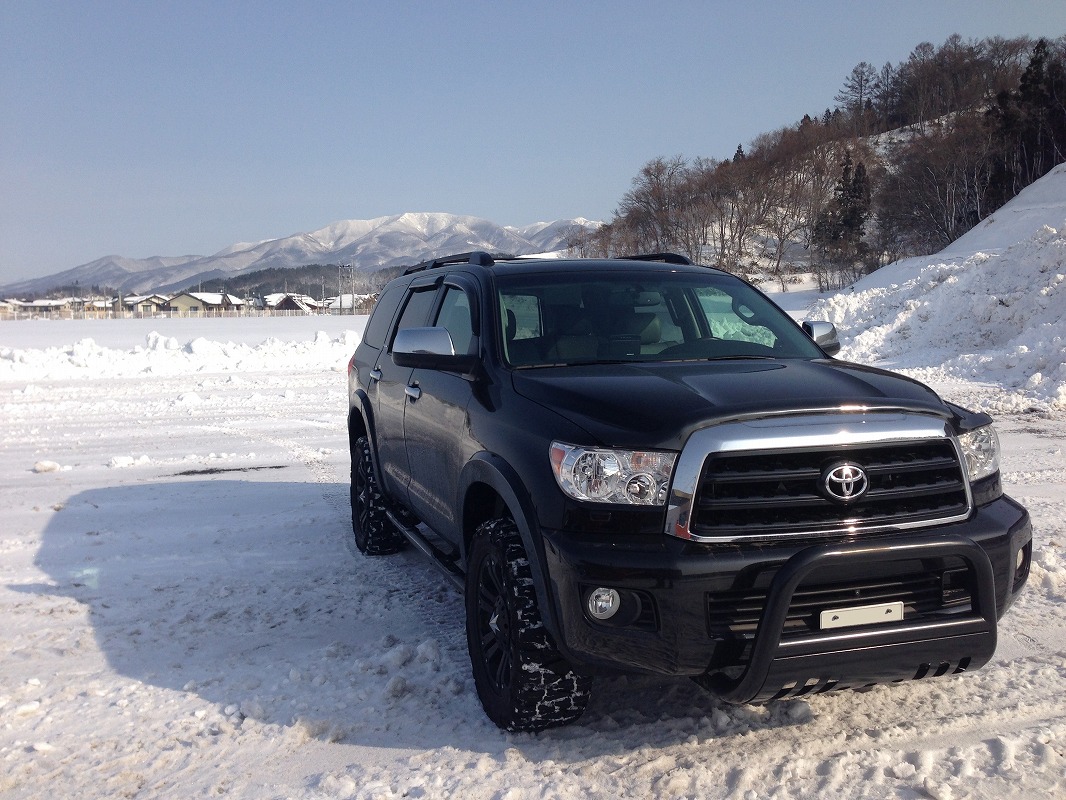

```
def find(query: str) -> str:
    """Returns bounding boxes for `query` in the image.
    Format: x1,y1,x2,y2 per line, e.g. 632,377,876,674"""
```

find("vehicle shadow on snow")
22,477,811,756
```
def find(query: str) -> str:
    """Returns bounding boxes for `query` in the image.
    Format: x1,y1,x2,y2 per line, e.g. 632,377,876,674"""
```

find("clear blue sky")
2,0,1063,284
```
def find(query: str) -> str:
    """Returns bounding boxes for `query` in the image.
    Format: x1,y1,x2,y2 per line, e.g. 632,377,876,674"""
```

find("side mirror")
802,320,841,357
392,327,479,373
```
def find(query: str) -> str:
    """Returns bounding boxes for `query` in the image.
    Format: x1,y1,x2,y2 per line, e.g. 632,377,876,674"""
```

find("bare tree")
898,42,940,131
835,61,879,135
750,127,837,290
673,158,720,264
615,156,689,254
878,113,998,254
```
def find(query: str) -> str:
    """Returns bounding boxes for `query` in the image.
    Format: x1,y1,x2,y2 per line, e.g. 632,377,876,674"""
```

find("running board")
386,510,465,592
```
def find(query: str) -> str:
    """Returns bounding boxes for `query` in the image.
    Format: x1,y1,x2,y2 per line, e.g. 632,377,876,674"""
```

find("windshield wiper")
515,359,640,369
658,354,777,363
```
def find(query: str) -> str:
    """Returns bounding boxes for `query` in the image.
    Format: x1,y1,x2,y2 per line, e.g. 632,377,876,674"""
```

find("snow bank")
809,165,1066,412
0,322,366,382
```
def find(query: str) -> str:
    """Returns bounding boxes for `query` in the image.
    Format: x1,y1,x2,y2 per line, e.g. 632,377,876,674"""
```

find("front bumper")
540,495,1032,702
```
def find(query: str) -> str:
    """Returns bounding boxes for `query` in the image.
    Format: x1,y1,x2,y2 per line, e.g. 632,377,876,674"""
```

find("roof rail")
404,251,496,275
620,252,693,265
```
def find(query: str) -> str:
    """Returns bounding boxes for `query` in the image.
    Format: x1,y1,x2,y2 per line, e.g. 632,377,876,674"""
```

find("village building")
165,292,246,315
115,294,170,315
10,297,75,315
262,292,321,313
326,293,377,314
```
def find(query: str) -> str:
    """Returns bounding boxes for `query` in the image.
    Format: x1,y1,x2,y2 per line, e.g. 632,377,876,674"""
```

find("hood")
510,359,952,449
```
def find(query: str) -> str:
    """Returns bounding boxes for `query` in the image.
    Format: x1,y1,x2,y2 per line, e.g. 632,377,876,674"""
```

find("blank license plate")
819,601,904,630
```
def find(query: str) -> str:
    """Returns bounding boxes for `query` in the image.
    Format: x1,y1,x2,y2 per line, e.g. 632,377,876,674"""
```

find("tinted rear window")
362,285,404,349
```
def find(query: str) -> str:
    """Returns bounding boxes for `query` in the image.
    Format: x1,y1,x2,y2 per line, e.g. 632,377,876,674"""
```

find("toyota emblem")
822,463,869,502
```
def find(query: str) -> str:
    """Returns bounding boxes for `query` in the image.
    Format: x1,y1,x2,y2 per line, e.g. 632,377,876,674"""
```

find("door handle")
405,385,422,401
369,368,382,382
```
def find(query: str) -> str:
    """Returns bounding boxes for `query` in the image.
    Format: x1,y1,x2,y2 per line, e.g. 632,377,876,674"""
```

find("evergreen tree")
841,160,872,243
988,38,1066,207
811,151,872,288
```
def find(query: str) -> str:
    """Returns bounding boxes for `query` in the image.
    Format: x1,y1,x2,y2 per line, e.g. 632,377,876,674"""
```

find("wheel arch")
458,453,565,645
347,390,372,440
347,392,377,475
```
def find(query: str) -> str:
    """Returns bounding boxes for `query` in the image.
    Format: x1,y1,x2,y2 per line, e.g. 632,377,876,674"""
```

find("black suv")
346,252,1032,731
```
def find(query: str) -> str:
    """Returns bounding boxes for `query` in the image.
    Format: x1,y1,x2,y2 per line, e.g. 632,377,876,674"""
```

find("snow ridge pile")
0,328,362,382
809,168,1066,412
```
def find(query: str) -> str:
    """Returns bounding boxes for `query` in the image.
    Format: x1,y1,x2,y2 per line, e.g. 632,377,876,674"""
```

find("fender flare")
347,390,384,485
458,452,568,647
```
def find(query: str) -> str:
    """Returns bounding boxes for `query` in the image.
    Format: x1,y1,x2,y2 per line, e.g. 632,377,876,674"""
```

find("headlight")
550,442,676,505
958,425,1000,482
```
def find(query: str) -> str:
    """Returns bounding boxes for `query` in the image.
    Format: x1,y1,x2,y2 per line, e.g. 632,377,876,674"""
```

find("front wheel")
350,435,405,555
465,517,591,731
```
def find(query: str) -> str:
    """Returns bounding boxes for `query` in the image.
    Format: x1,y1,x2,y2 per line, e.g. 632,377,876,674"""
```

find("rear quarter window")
362,285,405,349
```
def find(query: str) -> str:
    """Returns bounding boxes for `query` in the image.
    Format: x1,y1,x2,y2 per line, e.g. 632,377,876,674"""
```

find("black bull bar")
697,534,999,704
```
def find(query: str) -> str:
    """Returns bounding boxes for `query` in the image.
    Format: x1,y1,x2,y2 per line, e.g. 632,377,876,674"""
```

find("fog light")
1014,541,1032,591
587,587,620,620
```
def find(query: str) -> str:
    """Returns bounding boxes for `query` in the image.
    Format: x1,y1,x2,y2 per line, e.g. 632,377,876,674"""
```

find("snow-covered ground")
2,170,1066,798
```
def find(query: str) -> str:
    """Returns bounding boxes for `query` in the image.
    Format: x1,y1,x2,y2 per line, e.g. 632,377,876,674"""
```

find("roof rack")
620,252,693,265
404,251,496,275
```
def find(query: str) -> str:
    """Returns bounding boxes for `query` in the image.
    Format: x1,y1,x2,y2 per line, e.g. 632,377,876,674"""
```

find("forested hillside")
570,35,1066,290
189,263,407,299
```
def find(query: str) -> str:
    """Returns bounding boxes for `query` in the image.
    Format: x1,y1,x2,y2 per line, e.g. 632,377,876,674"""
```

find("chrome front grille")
665,412,974,543
691,440,968,539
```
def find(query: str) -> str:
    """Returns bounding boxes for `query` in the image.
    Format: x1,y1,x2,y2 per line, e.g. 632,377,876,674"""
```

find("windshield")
496,269,824,367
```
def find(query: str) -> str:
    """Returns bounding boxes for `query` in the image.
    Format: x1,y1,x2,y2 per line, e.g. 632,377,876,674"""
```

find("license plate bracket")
819,601,904,630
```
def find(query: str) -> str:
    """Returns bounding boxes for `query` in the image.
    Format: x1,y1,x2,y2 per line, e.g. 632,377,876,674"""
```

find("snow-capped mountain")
2,213,598,296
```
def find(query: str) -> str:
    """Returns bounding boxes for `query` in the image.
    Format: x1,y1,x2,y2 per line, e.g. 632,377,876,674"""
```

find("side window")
500,293,542,340
390,287,439,348
362,285,404,349
499,292,544,366
695,287,776,347
435,287,475,355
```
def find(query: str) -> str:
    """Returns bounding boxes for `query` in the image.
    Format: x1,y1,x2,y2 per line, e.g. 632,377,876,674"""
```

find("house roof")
122,294,169,305
171,292,245,306
327,293,375,310
264,292,319,311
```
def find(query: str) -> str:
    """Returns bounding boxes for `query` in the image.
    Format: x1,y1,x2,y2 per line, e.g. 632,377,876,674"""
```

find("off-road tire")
351,436,405,555
465,517,591,731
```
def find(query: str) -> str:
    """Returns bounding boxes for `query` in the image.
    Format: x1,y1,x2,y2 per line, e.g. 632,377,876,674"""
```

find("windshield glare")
496,270,823,367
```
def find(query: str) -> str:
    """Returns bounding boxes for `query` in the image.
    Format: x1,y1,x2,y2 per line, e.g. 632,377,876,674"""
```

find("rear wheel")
465,517,591,731
350,435,405,555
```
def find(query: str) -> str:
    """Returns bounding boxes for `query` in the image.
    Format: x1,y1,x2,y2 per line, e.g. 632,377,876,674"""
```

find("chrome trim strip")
665,412,974,543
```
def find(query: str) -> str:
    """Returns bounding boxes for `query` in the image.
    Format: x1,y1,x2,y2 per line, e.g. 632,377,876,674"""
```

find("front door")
403,284,477,542
373,282,440,502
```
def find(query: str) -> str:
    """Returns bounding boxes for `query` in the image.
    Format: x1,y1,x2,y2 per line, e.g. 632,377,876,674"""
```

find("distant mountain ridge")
3,213,597,297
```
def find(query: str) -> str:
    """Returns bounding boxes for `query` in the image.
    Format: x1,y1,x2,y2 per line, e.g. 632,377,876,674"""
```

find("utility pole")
339,264,356,314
